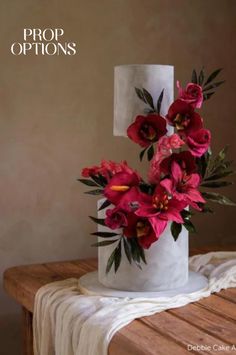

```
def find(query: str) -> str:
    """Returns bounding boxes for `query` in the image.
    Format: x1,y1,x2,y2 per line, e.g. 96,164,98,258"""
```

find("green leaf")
91,239,119,247
205,170,235,181
106,247,117,273
183,220,196,233
201,181,233,188
98,199,111,211
204,68,222,86
181,209,192,219
147,145,154,161
139,147,148,162
171,222,182,241
135,87,146,103
203,80,225,92
77,178,99,187
199,204,214,213
203,92,215,101
156,89,164,114
89,216,106,226
143,108,155,114
84,189,103,195
191,69,198,84
198,68,204,86
139,247,147,264
114,241,122,272
123,238,132,264
91,174,107,187
91,232,120,238
142,88,154,109
202,192,236,206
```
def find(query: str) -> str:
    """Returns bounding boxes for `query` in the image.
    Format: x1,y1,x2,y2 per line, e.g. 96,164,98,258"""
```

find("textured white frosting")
113,64,174,137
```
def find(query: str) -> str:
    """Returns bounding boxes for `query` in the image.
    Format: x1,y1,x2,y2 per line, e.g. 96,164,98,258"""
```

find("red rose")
160,151,197,176
127,114,167,148
166,99,203,136
177,81,203,109
186,129,211,157
123,213,158,249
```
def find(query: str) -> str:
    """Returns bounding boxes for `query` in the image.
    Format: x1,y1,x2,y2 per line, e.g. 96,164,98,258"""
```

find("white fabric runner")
33,252,236,355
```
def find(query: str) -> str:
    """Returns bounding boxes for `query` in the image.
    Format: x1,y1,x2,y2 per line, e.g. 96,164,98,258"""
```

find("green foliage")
171,222,182,241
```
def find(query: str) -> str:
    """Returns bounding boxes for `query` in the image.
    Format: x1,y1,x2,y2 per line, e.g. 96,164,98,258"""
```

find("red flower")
135,186,187,238
160,161,205,210
186,129,211,157
177,81,203,109
166,99,203,136
127,114,167,147
82,160,133,181
123,213,158,249
160,151,197,176
105,207,128,229
104,171,141,206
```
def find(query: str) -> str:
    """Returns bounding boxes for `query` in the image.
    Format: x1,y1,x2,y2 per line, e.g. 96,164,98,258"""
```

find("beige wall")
0,0,235,353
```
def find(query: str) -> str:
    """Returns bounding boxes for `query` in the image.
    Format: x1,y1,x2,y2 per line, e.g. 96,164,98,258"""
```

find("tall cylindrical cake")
114,64,174,137
97,64,188,292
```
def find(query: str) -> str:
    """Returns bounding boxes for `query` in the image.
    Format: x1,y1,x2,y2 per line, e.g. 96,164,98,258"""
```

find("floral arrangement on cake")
79,68,235,273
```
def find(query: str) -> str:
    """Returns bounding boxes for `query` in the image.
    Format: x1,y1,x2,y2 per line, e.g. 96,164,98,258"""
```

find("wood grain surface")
3,247,236,355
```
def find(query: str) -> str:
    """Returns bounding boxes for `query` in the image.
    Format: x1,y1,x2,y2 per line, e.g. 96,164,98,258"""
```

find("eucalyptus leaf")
77,179,99,187
157,89,164,114
202,192,236,206
204,68,222,86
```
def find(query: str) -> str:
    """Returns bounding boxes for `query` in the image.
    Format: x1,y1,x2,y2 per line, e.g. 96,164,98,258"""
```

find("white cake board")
78,271,208,298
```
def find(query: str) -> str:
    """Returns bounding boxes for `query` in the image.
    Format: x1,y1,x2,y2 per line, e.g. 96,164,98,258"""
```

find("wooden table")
3,247,236,355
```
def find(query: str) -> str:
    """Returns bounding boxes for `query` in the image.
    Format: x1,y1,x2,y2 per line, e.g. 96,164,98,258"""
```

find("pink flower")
123,213,158,249
135,186,187,238
105,207,128,229
160,161,205,210
160,151,197,176
148,134,185,184
104,171,141,206
82,160,133,181
177,81,203,109
167,99,203,136
127,114,167,147
186,129,211,157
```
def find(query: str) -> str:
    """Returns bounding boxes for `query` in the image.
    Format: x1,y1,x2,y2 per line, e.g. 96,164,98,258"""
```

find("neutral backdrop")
0,0,235,353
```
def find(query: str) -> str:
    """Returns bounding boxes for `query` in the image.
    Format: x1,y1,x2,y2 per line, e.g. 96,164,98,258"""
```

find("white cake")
98,199,189,292
97,64,189,292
